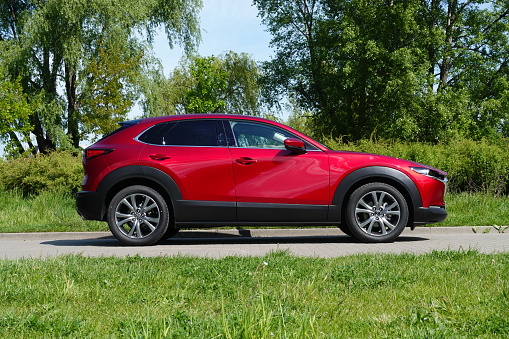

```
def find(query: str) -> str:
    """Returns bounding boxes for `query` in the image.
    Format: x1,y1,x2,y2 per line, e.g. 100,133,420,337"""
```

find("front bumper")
413,206,447,226
75,191,106,221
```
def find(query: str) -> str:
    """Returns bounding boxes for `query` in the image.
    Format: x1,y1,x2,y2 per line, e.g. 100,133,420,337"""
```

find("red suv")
76,114,447,245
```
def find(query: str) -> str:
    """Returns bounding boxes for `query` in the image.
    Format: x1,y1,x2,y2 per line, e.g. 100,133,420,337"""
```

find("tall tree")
143,51,262,116
0,0,201,155
254,0,509,142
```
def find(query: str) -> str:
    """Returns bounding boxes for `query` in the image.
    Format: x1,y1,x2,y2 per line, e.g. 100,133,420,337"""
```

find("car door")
226,120,330,222
138,119,236,222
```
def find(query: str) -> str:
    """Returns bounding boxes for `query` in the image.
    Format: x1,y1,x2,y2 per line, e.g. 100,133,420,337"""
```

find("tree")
184,55,230,113
143,51,262,116
0,0,202,155
0,68,32,156
254,0,509,142
79,33,144,138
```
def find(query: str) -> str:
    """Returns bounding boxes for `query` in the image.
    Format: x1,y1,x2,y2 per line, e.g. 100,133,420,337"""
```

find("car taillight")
84,149,114,160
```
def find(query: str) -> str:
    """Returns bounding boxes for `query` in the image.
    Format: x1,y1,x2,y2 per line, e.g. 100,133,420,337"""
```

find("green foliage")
325,137,509,196
185,56,229,113
0,68,33,156
0,151,82,196
255,0,509,142
0,0,202,154
0,252,508,337
143,51,262,116
79,32,145,137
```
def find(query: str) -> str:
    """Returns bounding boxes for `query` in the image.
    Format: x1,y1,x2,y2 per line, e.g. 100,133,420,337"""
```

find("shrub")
0,151,83,196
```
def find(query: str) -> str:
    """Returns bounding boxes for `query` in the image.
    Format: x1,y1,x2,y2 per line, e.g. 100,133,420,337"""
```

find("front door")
226,120,330,221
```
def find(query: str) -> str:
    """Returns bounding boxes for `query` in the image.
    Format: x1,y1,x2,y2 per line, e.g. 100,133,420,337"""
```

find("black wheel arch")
96,165,182,222
330,166,422,228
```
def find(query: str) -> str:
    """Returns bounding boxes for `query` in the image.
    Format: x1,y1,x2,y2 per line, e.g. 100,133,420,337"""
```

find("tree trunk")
439,0,458,90
30,113,56,154
7,131,25,155
65,63,80,148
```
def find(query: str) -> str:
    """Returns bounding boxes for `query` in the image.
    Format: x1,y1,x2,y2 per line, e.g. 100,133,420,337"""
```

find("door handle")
149,154,172,161
236,157,257,165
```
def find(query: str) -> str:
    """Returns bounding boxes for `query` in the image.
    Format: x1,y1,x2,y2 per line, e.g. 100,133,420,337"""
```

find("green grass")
0,251,508,338
435,192,509,227
0,191,106,233
0,191,508,233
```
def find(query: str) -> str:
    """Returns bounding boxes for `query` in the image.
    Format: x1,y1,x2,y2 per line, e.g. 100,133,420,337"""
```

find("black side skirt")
174,201,331,227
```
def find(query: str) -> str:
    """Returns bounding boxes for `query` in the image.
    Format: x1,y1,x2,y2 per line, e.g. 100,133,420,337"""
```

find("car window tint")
163,120,218,146
230,121,295,149
138,122,176,145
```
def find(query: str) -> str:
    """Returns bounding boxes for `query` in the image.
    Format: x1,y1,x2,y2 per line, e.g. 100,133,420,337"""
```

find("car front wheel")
107,185,170,246
345,182,408,243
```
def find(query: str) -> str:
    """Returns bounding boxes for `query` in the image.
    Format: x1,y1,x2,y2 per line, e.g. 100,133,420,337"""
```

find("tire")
107,185,170,246
163,227,180,239
345,182,408,243
338,224,353,236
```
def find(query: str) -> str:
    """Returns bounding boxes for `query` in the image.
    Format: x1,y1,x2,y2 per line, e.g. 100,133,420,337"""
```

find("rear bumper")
413,206,447,226
75,191,106,221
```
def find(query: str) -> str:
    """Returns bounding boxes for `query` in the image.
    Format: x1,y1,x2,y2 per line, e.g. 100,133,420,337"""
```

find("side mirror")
284,138,307,154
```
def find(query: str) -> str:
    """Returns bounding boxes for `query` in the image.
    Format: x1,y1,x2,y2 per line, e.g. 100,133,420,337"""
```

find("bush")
324,137,509,196
0,151,83,196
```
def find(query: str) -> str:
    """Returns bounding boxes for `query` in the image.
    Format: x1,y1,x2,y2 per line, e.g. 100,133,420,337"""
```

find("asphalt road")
1,227,508,259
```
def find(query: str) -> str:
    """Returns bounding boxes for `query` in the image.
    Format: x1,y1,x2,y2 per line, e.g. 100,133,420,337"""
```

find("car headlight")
410,167,448,183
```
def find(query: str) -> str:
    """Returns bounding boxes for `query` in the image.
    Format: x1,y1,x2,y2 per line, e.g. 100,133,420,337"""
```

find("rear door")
138,119,236,222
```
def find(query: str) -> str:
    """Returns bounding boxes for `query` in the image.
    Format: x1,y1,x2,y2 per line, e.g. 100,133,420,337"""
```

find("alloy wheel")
354,190,401,237
114,193,161,239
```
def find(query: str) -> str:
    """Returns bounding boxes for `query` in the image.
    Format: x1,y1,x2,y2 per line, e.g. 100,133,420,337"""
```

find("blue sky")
153,0,274,74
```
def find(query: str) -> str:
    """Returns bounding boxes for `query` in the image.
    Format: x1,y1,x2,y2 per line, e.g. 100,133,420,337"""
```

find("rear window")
137,122,176,145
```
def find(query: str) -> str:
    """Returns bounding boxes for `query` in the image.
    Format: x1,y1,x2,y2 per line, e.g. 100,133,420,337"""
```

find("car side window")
138,120,220,146
165,120,219,146
138,122,176,145
229,121,298,149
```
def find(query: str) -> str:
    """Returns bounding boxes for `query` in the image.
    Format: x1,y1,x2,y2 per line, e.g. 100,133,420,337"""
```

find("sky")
153,0,274,75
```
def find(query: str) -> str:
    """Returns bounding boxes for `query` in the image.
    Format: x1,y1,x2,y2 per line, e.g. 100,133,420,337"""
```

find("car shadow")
41,231,429,247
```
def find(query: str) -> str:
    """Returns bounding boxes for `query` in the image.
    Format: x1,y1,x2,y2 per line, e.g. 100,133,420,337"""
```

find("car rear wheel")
345,182,408,243
107,186,169,246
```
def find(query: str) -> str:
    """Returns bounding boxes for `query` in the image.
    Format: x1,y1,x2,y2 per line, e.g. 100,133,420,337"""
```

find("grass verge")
0,251,508,338
434,192,509,227
0,191,106,233
0,191,508,233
